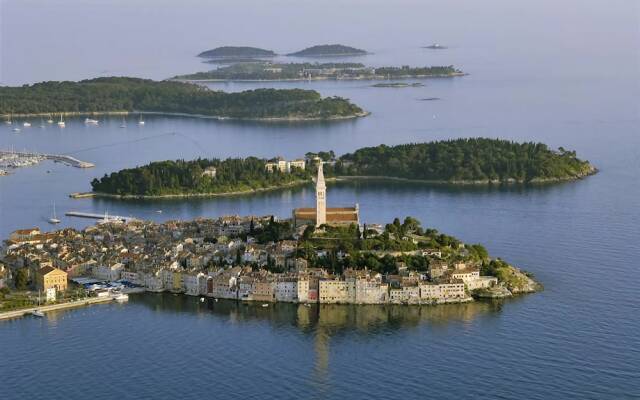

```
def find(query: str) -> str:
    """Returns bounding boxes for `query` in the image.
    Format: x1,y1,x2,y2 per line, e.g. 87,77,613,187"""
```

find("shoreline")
0,296,114,321
173,72,466,83
2,110,370,122
75,169,598,200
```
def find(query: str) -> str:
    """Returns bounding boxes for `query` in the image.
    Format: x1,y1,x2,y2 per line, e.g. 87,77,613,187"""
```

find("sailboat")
57,113,66,127
47,114,54,124
120,117,127,128
48,202,61,224
4,113,11,125
138,114,145,125
40,117,46,128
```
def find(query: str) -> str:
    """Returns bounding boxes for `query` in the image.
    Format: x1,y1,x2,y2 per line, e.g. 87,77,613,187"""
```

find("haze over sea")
1,0,639,399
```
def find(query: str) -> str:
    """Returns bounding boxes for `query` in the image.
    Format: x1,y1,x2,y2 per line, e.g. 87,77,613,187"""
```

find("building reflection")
132,293,504,385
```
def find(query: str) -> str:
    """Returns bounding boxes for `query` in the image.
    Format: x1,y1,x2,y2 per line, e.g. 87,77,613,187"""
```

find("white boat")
48,202,61,224
261,303,269,308
155,210,163,214
138,114,145,125
23,122,31,127
31,309,45,317
200,297,205,303
119,117,127,128
113,293,129,302
12,127,21,133
57,114,65,127
84,118,99,125
47,115,54,124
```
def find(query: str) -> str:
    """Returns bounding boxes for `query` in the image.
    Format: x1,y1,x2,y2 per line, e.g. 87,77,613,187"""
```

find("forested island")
173,62,464,81
197,46,276,59
0,77,365,121
287,44,368,57
88,138,596,198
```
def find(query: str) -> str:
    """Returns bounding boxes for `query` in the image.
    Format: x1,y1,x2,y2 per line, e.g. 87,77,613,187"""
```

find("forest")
0,77,364,120
91,138,595,197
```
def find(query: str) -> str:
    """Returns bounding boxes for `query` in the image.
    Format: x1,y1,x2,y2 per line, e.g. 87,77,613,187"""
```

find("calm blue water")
1,0,639,398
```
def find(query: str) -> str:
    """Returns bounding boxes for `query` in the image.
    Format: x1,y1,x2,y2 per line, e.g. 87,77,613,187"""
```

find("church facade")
292,161,359,227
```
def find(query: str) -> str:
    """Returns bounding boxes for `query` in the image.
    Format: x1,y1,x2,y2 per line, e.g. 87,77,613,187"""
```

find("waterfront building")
293,161,359,227
275,277,298,302
419,281,466,302
35,266,67,292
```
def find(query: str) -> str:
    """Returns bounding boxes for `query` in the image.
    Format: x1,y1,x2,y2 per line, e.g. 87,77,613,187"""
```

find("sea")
0,0,639,398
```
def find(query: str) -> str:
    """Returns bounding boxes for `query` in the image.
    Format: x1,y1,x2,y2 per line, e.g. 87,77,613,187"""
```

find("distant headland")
173,62,464,82
86,138,597,199
0,77,366,122
287,44,368,57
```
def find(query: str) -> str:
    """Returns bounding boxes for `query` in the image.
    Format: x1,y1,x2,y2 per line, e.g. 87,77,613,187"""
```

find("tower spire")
316,160,326,227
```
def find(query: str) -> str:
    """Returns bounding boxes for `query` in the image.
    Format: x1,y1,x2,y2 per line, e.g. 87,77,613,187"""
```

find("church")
292,161,359,227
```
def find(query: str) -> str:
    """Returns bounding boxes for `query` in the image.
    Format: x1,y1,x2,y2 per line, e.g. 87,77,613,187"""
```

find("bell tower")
315,161,326,227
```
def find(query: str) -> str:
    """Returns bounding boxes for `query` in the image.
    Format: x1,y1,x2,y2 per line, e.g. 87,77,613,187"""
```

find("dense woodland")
287,44,367,56
91,139,594,196
91,158,313,196
326,138,595,182
0,77,364,119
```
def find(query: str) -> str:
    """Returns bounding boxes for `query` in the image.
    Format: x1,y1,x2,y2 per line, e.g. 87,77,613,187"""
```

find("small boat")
119,117,127,128
155,210,163,214
40,118,46,128
47,114,54,124
84,118,99,125
57,114,65,127
12,127,21,133
31,310,45,317
113,293,129,302
214,298,219,302
48,202,61,224
200,297,205,303
261,303,269,308
138,114,145,125
23,122,31,127
304,303,312,307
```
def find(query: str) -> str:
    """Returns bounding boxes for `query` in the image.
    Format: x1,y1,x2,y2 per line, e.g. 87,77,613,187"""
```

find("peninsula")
197,46,276,59
287,44,368,57
88,138,596,198
0,77,366,121
0,214,539,316
173,62,464,81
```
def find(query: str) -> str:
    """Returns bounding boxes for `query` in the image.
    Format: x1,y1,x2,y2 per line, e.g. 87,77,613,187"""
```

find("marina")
0,150,94,169
64,211,139,223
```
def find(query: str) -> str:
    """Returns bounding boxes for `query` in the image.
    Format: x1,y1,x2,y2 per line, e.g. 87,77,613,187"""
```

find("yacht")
31,310,45,317
48,202,61,224
57,114,65,127
84,118,99,125
23,122,31,127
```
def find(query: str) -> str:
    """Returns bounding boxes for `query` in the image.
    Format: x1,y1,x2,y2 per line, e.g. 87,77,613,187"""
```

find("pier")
0,150,94,168
65,211,139,223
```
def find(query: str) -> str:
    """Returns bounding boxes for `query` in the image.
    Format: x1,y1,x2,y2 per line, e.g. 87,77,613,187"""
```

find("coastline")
173,72,466,83
2,110,370,122
0,296,114,321
76,168,597,200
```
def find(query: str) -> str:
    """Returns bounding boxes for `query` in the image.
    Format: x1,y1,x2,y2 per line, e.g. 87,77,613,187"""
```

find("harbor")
65,211,139,223
0,150,94,170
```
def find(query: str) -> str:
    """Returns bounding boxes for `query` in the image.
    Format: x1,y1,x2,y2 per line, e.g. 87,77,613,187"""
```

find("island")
0,214,540,318
197,46,276,59
287,44,368,57
173,62,464,81
372,82,424,88
424,44,447,49
0,77,366,121
87,138,596,198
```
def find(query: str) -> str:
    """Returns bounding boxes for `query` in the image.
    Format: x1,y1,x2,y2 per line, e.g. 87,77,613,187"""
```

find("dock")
65,211,139,223
0,150,94,168
0,296,114,321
